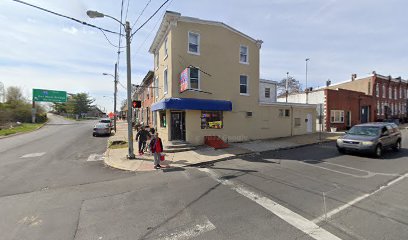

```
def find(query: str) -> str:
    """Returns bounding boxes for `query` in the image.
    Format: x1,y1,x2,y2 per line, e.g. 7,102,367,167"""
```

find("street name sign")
33,89,67,103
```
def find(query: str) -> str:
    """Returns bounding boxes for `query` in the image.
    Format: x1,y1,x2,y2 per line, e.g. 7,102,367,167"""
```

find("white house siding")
259,79,277,103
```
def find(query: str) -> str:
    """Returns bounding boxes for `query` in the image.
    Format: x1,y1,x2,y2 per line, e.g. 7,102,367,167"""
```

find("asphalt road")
0,117,407,240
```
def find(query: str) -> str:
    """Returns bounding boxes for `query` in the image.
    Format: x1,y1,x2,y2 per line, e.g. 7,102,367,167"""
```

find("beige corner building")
149,11,316,145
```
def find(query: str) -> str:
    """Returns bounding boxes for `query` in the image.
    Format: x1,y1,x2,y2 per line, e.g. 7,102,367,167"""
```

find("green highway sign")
33,89,67,103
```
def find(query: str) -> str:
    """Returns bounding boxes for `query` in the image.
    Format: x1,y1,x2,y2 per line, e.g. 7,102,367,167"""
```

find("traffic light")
132,100,141,108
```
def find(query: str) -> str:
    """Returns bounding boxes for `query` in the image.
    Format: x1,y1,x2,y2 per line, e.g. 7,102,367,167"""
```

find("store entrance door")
171,112,186,141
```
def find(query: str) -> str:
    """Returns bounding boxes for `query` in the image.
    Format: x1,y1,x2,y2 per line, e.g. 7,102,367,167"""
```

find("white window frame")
389,87,392,99
330,110,344,123
239,75,249,96
163,37,168,60
188,32,200,55
382,85,386,98
377,101,380,116
189,67,200,90
376,83,379,97
155,52,159,70
265,87,271,98
163,67,168,95
154,77,159,99
394,87,397,100
239,45,249,64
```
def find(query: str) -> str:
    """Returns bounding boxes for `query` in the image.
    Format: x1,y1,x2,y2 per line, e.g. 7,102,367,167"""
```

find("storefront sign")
179,68,189,93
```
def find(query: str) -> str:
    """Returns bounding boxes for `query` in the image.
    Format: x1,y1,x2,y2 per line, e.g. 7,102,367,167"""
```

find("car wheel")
93,133,96,137
374,144,382,158
392,140,401,152
337,147,345,154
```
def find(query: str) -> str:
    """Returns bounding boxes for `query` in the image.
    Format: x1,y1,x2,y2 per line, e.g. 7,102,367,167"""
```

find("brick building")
327,72,408,121
134,70,155,127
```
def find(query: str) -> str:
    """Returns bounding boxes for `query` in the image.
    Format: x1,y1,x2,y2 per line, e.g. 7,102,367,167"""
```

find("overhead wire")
130,0,170,38
131,0,152,29
11,0,122,36
134,0,174,54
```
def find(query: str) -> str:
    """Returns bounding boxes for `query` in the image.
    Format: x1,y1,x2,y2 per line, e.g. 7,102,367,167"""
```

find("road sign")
33,89,67,103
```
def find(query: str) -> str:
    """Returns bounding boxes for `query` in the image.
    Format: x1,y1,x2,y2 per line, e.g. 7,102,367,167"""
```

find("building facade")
148,11,316,145
134,71,155,127
259,79,277,103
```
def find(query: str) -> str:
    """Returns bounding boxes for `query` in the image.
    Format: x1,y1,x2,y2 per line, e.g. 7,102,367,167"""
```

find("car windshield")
347,126,380,136
100,120,111,123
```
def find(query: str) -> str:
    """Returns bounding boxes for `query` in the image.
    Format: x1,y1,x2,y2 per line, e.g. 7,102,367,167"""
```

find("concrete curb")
0,121,48,140
103,138,336,172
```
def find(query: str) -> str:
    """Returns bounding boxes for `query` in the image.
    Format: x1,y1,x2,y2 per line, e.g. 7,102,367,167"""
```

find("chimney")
351,74,357,81
326,79,331,87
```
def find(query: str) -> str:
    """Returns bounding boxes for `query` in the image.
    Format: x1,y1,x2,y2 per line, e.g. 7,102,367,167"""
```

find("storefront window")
201,111,223,129
160,111,166,128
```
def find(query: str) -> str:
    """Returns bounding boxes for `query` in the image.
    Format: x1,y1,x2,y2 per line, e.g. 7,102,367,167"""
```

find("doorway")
361,106,370,123
306,114,313,133
171,112,186,141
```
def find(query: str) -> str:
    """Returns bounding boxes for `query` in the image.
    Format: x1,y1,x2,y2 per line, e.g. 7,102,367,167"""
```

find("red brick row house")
133,70,156,128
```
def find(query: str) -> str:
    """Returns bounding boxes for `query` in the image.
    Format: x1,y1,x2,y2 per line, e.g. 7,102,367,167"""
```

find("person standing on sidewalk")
150,133,163,169
136,126,151,155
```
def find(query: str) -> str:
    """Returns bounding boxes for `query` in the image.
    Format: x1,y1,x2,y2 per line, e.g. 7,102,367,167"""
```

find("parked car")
336,122,401,157
99,118,113,130
93,123,111,136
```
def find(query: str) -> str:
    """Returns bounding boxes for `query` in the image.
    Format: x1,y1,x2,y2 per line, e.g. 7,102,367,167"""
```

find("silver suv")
336,122,402,157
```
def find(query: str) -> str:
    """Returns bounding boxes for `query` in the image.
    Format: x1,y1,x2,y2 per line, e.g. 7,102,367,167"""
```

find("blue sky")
1,0,407,112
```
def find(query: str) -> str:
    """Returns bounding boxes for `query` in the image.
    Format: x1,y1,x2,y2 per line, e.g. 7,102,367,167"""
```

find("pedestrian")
135,126,151,155
150,133,163,169
150,126,156,135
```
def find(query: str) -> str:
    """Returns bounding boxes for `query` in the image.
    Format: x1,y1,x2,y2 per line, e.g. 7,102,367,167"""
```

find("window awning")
151,98,232,111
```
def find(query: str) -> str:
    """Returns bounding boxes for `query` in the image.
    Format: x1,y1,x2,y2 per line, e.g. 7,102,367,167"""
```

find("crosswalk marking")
20,152,46,158
87,154,105,162
198,168,342,240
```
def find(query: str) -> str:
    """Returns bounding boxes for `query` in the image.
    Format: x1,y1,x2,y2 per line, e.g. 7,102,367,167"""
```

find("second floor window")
240,45,248,63
240,75,248,95
190,67,199,89
382,85,386,98
154,77,158,98
389,87,392,99
376,83,379,97
265,88,271,98
156,52,159,69
164,68,168,94
188,32,200,54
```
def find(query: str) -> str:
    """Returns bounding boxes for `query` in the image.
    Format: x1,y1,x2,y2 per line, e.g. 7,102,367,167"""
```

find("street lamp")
305,58,310,104
103,64,118,133
87,10,135,159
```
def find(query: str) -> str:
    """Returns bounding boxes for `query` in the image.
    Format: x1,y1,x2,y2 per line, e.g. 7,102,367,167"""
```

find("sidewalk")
104,121,343,172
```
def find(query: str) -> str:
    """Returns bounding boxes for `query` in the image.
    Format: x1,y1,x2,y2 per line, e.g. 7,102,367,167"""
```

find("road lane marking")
198,168,342,240
313,172,408,224
87,154,105,162
323,162,400,177
156,217,216,240
20,152,46,158
298,161,374,178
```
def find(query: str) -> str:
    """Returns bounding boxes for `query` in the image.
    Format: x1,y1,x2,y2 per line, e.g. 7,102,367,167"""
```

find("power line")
11,0,122,36
131,0,152,29
100,29,125,48
130,0,170,38
134,0,174,54
125,0,131,22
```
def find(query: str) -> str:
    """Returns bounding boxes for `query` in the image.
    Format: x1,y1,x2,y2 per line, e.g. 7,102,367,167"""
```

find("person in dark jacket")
149,133,163,169
136,126,151,155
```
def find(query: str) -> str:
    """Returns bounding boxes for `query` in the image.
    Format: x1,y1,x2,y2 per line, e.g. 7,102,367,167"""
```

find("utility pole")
286,72,289,103
125,21,135,159
305,58,310,104
114,63,118,133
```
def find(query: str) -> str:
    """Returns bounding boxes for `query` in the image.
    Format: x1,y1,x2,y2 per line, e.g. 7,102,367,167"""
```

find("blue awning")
151,98,232,111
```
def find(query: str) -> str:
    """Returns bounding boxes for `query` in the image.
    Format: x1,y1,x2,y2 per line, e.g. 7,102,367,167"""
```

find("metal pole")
114,63,118,133
32,100,36,123
125,21,135,159
286,72,289,103
305,58,310,104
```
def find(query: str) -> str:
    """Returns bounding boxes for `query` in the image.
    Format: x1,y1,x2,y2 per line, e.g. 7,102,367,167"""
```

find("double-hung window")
330,110,344,123
188,32,200,54
154,77,159,98
189,67,199,89
240,45,248,64
163,68,168,94
382,85,386,98
376,83,379,97
164,37,168,58
155,52,159,69
265,88,271,98
240,75,248,95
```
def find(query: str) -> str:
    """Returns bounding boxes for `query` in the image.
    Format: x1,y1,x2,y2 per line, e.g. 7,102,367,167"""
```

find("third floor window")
188,32,200,54
240,45,248,64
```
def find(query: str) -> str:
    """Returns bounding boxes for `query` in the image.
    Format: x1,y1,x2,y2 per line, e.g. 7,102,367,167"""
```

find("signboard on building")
33,89,67,103
179,68,189,93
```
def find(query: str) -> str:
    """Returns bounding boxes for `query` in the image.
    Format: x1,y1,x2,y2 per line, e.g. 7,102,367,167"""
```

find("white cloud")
62,26,78,35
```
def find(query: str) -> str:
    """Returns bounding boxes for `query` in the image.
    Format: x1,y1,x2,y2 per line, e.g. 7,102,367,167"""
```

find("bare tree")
277,76,302,97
